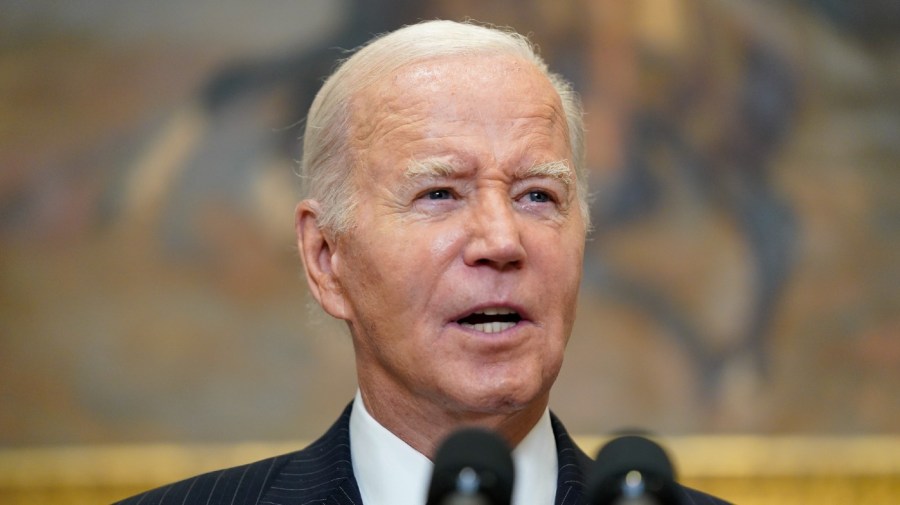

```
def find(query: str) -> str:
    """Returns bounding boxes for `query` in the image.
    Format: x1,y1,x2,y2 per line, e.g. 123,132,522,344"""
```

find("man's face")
327,54,585,416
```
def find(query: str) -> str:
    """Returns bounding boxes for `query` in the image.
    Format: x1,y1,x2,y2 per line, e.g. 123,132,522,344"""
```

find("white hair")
299,19,588,233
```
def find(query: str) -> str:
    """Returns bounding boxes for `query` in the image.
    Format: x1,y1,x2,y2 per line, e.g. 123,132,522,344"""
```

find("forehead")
383,53,550,98
348,53,570,168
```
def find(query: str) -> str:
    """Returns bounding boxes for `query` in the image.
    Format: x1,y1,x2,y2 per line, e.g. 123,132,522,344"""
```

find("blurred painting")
1,0,898,446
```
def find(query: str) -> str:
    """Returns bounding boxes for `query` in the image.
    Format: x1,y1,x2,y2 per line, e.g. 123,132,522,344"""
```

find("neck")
357,381,548,459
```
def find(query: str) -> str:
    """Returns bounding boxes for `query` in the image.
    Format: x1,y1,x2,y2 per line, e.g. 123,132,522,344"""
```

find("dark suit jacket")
115,403,728,505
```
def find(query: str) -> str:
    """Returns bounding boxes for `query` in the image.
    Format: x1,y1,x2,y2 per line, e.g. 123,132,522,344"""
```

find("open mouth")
456,308,523,334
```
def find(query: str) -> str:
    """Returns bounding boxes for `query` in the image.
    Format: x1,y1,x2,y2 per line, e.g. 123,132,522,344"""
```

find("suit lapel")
551,412,591,505
258,405,590,505
258,404,363,505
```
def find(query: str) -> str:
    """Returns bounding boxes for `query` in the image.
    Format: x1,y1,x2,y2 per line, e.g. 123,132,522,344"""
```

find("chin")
444,380,545,416
431,357,561,416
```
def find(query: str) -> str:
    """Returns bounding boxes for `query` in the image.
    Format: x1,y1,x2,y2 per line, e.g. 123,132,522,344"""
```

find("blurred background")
1,0,898,466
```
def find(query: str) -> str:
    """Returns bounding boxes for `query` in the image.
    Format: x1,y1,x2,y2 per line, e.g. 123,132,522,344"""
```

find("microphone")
586,435,681,505
426,427,515,505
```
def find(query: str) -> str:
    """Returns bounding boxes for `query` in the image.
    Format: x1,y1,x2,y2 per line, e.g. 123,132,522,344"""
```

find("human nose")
463,192,526,270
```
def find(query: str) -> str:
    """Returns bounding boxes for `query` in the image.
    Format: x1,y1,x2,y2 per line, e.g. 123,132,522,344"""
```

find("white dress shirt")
350,391,558,505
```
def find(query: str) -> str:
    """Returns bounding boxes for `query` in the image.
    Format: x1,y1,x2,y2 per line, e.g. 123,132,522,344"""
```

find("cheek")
430,227,466,258
536,233,584,321
348,225,464,312
537,230,584,275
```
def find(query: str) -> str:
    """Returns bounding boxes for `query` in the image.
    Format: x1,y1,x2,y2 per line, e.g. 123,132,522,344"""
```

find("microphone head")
426,427,515,505
586,435,680,505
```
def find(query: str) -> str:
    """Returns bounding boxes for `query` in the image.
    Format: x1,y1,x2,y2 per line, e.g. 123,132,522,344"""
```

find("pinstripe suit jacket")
114,403,728,505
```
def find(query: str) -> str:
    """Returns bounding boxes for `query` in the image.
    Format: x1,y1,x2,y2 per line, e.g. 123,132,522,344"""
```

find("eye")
514,186,564,216
424,189,453,200
412,186,461,215
526,190,552,203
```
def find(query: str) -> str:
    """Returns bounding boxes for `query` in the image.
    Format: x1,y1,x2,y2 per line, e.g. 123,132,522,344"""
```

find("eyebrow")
404,157,464,179
404,158,573,187
515,160,574,188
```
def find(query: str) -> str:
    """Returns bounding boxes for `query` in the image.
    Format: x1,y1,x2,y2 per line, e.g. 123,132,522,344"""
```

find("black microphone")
426,427,515,505
586,435,681,505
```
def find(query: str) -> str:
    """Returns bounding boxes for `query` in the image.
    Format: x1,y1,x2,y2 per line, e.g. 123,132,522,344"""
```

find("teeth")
477,308,516,316
460,321,516,333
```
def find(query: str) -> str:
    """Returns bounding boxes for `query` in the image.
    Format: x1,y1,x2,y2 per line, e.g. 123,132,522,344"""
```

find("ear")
295,200,351,320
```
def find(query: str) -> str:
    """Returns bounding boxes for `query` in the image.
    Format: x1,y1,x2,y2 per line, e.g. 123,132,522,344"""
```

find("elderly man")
118,20,726,505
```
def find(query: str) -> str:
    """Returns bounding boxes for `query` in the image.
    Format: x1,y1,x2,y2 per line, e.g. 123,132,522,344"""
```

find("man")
117,20,727,505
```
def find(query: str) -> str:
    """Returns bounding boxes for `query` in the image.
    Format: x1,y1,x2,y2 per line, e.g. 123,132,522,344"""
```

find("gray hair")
299,19,588,233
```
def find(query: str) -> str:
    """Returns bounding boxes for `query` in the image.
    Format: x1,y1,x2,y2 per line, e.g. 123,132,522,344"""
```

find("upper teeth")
478,308,515,315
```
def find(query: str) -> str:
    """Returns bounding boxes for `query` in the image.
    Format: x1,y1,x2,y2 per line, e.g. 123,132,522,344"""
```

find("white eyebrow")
515,160,574,188
403,158,573,188
404,157,463,179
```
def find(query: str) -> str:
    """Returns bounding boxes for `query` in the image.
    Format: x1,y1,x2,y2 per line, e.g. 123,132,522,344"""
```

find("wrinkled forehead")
387,53,549,94
347,53,569,156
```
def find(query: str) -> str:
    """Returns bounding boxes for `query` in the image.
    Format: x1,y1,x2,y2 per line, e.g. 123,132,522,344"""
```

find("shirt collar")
349,391,558,505
511,405,558,505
